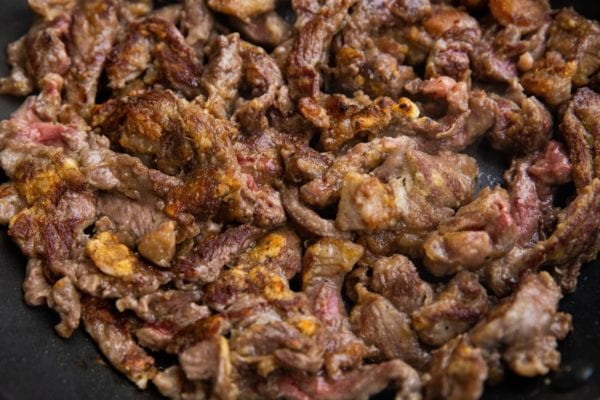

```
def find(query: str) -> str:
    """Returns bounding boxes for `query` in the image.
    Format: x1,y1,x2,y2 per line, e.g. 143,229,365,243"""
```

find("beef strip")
412,271,489,346
201,34,243,119
173,224,262,283
470,272,571,379
181,0,214,55
425,335,488,400
350,284,428,367
423,187,517,276
302,238,368,376
369,254,433,314
22,258,51,307
282,186,352,239
300,136,416,208
0,183,26,224
47,276,82,338
65,0,119,116
560,87,600,193
521,9,600,106
179,336,239,400
286,0,357,100
337,148,478,232
260,359,422,400
82,298,157,389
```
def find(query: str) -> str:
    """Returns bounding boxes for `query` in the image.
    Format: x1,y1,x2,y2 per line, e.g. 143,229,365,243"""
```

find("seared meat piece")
97,192,172,247
350,284,428,367
9,190,95,264
560,88,600,192
106,17,203,97
521,51,576,106
236,227,302,280
391,79,495,152
153,366,206,400
82,298,157,389
471,22,549,83
174,224,262,283
522,9,600,105
47,277,81,338
204,230,305,311
488,0,550,33
412,271,489,346
370,254,433,314
286,0,356,100
179,336,239,399
22,259,51,307
0,15,71,96
65,0,119,116
470,272,572,378
116,290,208,329
423,187,517,276
0,37,33,96
300,94,402,152
421,7,481,82
260,359,422,400
29,0,76,20
201,34,243,119
302,238,368,376
0,183,26,224
181,0,214,55
231,11,291,48
282,187,351,239
282,145,333,184
207,0,275,22
301,136,416,208
546,9,600,87
425,335,487,400
488,85,553,154
338,148,477,232
537,179,600,291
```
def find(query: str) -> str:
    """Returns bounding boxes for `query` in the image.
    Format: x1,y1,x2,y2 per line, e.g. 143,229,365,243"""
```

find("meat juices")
0,0,599,399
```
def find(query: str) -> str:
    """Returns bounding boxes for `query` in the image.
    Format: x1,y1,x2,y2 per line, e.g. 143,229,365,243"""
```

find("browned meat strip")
470,272,572,378
370,254,433,314
29,0,76,20
423,187,517,276
22,259,51,307
301,136,416,208
287,0,356,100
302,238,367,376
201,34,243,119
173,224,262,283
282,187,351,239
179,336,239,399
488,87,553,154
65,0,119,116
412,271,489,346
207,0,275,22
260,359,422,400
82,298,157,389
425,335,488,400
182,0,214,54
560,87,600,192
350,284,428,367
47,277,81,338
0,183,25,224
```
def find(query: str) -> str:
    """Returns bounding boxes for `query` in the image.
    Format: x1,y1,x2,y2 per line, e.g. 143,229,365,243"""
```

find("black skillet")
0,1,599,399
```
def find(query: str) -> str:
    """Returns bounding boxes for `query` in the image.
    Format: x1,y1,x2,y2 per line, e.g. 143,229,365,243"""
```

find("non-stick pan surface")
0,1,598,399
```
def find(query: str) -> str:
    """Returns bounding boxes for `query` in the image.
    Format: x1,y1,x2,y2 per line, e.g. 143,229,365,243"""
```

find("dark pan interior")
0,1,599,400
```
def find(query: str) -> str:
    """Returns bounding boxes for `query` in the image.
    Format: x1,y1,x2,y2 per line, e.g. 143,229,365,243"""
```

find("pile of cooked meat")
0,0,599,399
